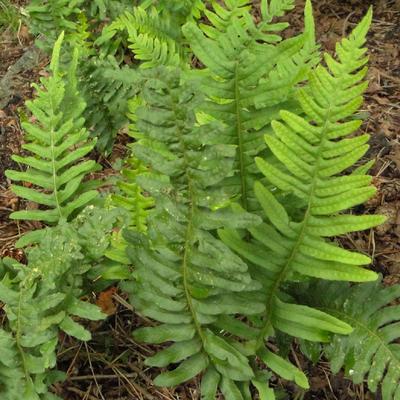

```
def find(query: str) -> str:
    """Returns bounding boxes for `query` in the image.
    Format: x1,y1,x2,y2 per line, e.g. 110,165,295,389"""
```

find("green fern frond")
297,278,400,400
200,0,251,39
27,0,84,50
261,0,295,23
5,33,99,224
96,7,182,68
220,6,382,357
0,206,119,399
85,0,133,20
183,2,318,212
81,56,139,152
123,67,263,395
104,96,153,265
105,157,154,265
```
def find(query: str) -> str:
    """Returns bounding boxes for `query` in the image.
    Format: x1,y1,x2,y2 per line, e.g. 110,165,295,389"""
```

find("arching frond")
220,5,383,364
95,7,182,68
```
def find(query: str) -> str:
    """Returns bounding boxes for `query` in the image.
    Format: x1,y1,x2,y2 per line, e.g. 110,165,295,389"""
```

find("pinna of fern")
5,33,99,229
293,278,400,400
219,3,385,380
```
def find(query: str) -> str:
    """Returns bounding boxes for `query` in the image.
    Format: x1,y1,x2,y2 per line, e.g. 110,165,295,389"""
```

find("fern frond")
123,67,263,394
297,278,400,400
261,0,295,23
157,0,205,21
183,2,318,212
81,56,139,152
103,96,153,266
0,206,119,399
85,0,133,20
96,7,181,68
105,157,154,266
200,0,251,39
5,33,99,223
220,6,383,358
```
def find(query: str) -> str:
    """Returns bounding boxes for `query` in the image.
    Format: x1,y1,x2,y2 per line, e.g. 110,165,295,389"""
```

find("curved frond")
220,7,382,357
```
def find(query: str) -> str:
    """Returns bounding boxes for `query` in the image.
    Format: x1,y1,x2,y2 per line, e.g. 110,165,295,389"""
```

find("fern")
183,0,318,212
220,5,384,376
84,0,133,20
104,98,154,266
261,0,295,23
199,0,251,38
292,279,400,400
95,7,182,68
80,56,139,152
123,67,267,396
27,0,85,50
5,33,99,226
0,206,119,400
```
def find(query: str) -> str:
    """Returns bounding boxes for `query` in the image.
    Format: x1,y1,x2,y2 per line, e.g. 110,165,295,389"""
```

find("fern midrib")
16,286,32,383
49,95,63,220
319,306,400,370
171,101,206,345
234,61,249,211
256,104,334,350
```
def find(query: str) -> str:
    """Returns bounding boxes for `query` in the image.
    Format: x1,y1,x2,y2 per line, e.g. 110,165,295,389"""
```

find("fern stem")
50,127,63,219
234,61,248,211
16,288,31,382
171,99,206,345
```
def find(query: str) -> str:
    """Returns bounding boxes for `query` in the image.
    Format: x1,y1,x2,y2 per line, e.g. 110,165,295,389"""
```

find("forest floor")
0,0,399,399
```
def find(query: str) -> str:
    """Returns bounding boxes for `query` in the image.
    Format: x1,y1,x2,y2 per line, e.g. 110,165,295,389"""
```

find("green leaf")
154,353,209,387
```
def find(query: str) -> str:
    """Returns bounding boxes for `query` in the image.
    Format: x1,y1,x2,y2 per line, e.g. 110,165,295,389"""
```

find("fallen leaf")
96,287,117,316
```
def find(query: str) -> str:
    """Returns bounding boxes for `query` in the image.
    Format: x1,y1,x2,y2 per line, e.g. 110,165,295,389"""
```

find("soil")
0,0,399,399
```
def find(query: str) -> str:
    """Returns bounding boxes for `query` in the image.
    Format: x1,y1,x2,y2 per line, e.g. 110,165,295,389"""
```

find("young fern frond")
5,33,99,225
183,1,318,212
103,96,153,266
220,5,384,359
123,67,263,396
296,279,400,400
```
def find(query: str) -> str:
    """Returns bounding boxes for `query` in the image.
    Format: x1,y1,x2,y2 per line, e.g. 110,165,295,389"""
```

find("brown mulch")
0,0,399,399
